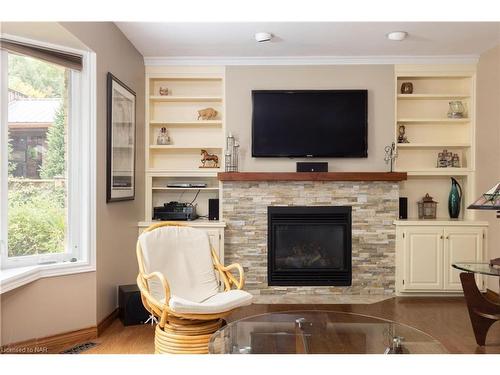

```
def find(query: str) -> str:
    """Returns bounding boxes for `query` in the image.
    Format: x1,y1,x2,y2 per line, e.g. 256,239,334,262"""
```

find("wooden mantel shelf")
217,172,407,182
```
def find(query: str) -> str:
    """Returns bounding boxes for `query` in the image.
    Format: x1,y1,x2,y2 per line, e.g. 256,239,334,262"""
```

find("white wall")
225,65,394,172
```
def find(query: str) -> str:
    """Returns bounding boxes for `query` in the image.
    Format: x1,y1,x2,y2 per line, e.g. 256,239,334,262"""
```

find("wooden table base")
459,272,500,346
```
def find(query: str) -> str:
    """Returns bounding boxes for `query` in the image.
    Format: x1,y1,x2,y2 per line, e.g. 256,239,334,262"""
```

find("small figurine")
397,125,409,143
200,149,219,168
400,82,413,94
197,107,218,120
159,87,169,96
156,127,170,145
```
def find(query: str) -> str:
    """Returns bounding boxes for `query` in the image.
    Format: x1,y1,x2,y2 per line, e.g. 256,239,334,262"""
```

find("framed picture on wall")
106,72,136,202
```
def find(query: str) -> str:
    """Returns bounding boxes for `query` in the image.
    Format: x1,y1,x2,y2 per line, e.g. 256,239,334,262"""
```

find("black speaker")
118,284,149,326
296,162,328,172
208,198,219,221
399,197,408,219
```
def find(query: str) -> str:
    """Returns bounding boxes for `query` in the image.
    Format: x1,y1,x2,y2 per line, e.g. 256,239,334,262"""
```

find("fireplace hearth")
267,206,352,286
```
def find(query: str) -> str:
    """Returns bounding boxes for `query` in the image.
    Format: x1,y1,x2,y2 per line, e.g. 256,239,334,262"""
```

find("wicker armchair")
136,222,252,354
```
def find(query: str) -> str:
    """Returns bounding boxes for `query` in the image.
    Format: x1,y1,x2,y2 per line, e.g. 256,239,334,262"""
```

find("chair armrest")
219,263,245,290
210,247,245,290
137,271,170,310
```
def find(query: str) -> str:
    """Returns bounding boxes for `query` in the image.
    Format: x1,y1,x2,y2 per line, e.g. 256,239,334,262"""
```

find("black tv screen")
252,90,368,157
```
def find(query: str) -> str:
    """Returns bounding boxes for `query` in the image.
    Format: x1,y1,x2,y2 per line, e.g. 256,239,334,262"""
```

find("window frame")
0,35,96,293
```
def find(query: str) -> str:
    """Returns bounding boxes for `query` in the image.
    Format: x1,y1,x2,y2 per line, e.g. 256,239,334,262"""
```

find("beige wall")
1,273,96,344
476,44,500,292
61,22,145,322
225,65,394,172
1,22,145,345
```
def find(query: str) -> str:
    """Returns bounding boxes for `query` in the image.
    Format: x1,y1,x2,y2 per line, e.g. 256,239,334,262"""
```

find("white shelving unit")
142,66,227,260
394,64,488,295
394,65,478,219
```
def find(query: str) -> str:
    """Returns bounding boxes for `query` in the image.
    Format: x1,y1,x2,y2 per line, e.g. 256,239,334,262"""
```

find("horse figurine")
200,149,219,168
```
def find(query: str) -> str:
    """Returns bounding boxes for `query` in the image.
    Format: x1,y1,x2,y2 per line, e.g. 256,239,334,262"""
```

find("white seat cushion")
166,290,253,314
139,226,219,303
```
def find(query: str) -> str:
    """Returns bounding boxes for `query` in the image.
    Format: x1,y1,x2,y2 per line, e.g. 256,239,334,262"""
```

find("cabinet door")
443,227,484,291
403,227,444,290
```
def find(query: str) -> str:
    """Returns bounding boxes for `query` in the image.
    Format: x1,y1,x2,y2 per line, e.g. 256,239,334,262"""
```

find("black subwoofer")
118,284,149,326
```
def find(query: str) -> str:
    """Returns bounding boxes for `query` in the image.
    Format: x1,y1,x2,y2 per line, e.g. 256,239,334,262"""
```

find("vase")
448,177,462,219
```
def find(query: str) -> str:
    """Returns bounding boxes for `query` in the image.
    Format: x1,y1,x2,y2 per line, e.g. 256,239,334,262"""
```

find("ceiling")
116,22,500,60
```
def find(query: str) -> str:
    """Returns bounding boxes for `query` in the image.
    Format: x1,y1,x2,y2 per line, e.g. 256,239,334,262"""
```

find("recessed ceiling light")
255,32,273,43
387,31,408,41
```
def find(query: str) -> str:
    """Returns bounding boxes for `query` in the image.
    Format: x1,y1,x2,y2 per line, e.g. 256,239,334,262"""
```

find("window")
0,36,95,290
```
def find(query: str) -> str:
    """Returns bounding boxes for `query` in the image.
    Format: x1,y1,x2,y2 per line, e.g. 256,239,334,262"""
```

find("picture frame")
106,72,136,202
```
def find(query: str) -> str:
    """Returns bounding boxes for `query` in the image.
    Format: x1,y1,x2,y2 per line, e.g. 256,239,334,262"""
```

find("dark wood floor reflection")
85,297,500,354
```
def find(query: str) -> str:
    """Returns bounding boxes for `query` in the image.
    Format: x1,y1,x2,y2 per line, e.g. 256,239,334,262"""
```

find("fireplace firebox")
267,206,352,286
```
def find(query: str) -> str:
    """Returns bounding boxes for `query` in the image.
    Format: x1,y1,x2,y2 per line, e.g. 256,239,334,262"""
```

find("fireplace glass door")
268,206,352,286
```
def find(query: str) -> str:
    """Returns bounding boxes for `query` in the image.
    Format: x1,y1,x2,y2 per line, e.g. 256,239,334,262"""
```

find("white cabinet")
443,228,483,290
395,221,487,294
403,227,444,290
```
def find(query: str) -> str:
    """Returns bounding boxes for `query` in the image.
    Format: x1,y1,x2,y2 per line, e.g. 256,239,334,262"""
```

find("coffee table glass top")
452,262,500,277
209,310,447,354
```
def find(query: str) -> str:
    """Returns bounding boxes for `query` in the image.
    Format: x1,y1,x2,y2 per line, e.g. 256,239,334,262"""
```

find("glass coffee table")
209,310,447,354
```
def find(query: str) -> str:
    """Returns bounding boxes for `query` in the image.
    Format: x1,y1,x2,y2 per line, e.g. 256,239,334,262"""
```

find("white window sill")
0,261,95,294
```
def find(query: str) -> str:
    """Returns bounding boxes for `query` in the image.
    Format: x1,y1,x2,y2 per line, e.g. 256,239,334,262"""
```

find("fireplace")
267,206,352,286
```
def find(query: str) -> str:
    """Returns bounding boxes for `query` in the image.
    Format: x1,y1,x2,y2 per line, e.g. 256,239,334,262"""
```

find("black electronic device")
118,284,149,326
153,201,198,221
208,198,220,221
399,197,408,220
252,90,368,158
296,162,328,172
166,182,207,188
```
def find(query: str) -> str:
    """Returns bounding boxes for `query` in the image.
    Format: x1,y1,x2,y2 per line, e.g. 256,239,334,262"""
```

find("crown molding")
144,55,479,66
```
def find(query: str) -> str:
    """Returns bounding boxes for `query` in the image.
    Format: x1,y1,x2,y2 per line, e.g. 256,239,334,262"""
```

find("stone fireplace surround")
220,173,401,299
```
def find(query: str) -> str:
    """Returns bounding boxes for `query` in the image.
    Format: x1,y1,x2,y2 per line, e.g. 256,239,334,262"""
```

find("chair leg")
154,318,224,354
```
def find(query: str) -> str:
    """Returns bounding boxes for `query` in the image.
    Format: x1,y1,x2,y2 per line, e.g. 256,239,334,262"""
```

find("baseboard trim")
97,308,119,336
0,326,97,354
0,308,120,354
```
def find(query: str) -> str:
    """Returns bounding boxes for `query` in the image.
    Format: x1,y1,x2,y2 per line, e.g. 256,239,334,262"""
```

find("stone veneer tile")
222,181,399,296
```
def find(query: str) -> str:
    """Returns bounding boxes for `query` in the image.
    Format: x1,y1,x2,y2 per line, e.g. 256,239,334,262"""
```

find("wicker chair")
136,222,252,354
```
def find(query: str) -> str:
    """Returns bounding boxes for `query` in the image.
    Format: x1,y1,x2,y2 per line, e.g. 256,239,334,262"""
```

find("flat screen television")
252,90,368,157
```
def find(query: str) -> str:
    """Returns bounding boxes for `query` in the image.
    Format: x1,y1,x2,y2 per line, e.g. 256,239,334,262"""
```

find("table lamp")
468,182,500,266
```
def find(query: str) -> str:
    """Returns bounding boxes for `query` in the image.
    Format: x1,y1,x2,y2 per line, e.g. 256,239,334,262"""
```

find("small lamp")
467,182,500,266
418,193,438,219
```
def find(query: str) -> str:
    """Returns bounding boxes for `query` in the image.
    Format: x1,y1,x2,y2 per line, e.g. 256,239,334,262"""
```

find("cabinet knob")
440,235,443,239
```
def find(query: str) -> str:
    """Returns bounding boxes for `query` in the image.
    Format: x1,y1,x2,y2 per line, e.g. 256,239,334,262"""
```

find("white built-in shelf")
149,145,223,150
146,169,220,177
149,95,222,102
150,77,222,82
152,187,219,191
397,168,472,177
149,120,222,126
397,118,470,123
138,219,226,228
397,94,470,100
396,143,470,149
394,219,488,226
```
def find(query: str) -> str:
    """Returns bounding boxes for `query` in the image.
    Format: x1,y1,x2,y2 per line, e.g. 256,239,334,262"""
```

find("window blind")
0,38,83,71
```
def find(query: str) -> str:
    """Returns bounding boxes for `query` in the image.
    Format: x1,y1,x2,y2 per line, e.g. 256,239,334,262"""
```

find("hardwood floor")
84,297,500,354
